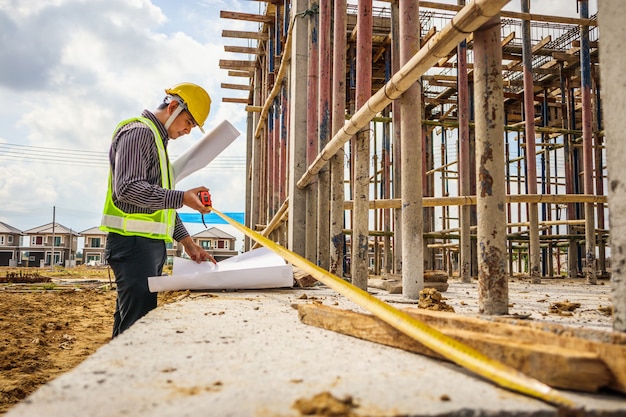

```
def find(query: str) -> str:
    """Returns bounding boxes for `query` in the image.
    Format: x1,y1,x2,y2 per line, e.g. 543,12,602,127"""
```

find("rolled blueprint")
172,119,240,183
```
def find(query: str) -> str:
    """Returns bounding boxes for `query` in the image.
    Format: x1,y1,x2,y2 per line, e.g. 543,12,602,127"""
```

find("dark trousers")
105,233,166,337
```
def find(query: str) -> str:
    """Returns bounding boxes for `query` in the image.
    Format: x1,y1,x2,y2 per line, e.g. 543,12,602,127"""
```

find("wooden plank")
222,30,269,41
222,97,250,104
228,70,253,78
404,307,626,393
221,83,252,91
297,303,612,392
245,105,262,113
219,59,257,71
224,45,259,55
220,11,273,24
532,35,552,53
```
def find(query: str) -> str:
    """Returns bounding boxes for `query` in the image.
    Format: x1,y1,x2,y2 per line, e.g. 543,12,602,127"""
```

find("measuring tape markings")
208,207,577,410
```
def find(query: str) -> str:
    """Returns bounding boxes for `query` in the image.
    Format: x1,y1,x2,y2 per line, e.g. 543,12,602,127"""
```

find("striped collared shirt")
109,110,188,241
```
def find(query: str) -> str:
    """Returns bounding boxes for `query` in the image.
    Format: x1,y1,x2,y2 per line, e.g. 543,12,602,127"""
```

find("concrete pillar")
399,0,423,299
287,0,310,256
351,0,373,290
521,0,541,284
330,0,347,277
473,15,508,315
599,0,626,332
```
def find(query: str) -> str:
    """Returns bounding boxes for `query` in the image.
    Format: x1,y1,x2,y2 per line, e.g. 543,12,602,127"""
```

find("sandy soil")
0,266,180,415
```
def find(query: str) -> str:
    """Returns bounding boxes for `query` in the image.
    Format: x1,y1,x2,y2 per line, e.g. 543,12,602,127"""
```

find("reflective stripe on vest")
100,117,176,242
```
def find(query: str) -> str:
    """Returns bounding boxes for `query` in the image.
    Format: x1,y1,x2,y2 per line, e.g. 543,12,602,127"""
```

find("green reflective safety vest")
100,117,176,242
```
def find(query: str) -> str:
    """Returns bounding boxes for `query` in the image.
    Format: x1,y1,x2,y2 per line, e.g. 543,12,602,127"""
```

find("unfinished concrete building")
218,0,625,330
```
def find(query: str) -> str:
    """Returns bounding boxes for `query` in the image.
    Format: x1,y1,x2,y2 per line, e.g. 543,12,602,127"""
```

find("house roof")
0,222,23,235
192,227,236,240
23,222,80,236
80,226,107,236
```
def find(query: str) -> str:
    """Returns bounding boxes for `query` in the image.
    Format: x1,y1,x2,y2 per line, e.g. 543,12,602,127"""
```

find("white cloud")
0,0,253,238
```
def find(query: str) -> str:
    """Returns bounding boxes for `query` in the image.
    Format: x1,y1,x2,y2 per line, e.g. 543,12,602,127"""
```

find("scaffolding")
218,0,610,313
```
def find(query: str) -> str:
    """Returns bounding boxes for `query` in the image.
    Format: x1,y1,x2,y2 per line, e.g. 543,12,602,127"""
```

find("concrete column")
473,15,508,315
330,0,347,276
521,0,541,284
287,0,310,256
317,0,331,271
351,0,373,290
399,0,423,299
599,0,626,331
580,0,597,284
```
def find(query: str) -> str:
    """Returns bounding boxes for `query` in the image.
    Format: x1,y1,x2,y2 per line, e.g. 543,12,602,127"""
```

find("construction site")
5,0,626,416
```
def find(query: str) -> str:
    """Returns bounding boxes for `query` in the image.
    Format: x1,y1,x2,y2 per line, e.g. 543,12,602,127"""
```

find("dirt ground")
0,266,617,416
0,266,181,415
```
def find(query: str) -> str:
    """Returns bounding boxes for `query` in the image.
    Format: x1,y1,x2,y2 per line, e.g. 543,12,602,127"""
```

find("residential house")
191,227,238,262
23,223,79,267
80,227,108,266
0,222,23,267
165,240,183,265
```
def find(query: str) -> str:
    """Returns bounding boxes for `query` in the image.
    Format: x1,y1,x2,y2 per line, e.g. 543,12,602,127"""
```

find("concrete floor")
5,278,626,417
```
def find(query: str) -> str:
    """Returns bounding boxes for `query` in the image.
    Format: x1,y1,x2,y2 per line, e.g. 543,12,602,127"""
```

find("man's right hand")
183,186,212,214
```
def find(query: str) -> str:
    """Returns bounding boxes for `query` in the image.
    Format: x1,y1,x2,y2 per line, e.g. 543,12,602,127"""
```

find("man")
101,82,216,337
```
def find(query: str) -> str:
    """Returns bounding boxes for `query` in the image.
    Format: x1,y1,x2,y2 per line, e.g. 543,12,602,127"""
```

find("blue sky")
0,0,597,250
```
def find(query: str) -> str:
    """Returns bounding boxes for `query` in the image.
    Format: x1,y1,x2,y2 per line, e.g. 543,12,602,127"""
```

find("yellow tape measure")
209,207,578,411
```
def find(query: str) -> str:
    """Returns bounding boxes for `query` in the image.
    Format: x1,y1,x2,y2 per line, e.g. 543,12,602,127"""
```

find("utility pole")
51,206,56,271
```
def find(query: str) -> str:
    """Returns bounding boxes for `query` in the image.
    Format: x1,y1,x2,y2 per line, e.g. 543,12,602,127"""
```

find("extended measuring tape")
209,206,579,411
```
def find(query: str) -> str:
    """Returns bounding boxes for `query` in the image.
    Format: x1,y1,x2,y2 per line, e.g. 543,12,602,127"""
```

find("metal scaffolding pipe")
474,14,508,315
296,0,511,190
351,0,373,290
305,0,319,263
400,0,423,299
521,0,541,284
457,0,471,284
580,0,597,284
329,0,346,277
317,0,331,271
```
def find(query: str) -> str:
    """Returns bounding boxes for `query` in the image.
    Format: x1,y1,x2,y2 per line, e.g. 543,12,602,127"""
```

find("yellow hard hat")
165,82,211,132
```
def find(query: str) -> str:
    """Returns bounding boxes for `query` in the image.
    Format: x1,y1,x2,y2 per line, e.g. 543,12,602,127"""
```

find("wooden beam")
220,10,273,24
221,83,252,91
245,105,262,113
222,97,250,104
532,35,552,53
222,29,269,41
219,59,257,71
224,45,259,55
297,303,616,393
228,70,253,78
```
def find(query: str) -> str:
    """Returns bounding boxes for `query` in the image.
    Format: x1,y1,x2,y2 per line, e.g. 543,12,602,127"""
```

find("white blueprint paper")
148,248,293,292
172,120,241,184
